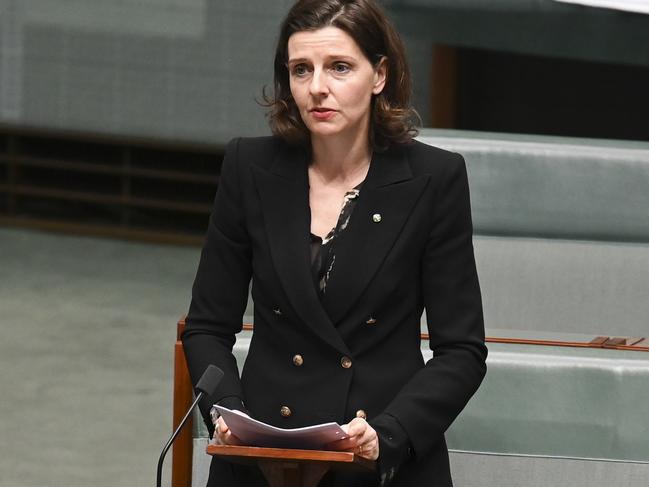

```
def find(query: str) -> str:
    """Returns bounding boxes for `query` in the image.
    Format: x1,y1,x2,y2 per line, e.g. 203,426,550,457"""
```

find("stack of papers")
214,406,348,449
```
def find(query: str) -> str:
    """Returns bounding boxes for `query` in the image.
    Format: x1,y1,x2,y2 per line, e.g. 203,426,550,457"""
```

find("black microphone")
157,365,224,487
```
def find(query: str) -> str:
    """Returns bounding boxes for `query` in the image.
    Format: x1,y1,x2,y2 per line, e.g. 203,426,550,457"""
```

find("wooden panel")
484,336,596,348
1,154,219,184
0,125,222,244
172,319,193,487
206,444,375,471
430,45,458,128
207,445,374,487
603,337,649,352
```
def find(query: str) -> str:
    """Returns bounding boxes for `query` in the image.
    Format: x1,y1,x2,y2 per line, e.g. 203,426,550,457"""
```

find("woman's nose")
309,68,329,96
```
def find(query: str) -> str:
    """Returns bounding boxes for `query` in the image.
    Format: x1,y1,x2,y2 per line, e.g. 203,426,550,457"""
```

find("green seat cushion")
447,342,649,462
418,129,649,242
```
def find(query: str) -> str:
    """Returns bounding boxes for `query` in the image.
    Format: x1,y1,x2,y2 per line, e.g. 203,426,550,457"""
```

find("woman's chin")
306,123,363,141
307,127,343,139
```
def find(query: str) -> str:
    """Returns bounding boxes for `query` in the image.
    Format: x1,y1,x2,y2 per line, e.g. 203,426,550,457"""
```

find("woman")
182,0,487,486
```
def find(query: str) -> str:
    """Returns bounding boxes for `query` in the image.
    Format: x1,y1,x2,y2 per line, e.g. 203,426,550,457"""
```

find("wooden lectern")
206,444,376,487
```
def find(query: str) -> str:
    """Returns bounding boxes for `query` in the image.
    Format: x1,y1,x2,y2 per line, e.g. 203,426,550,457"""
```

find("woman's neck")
309,132,372,185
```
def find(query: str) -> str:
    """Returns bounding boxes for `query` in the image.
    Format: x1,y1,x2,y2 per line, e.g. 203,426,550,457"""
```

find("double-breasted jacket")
182,135,487,486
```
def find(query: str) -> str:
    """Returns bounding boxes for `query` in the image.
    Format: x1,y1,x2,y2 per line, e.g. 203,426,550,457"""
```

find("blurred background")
1,1,648,486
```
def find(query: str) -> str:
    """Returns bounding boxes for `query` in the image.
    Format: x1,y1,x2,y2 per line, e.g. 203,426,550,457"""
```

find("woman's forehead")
287,26,363,61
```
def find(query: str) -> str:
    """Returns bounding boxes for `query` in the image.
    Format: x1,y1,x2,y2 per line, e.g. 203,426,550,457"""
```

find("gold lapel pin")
372,213,382,223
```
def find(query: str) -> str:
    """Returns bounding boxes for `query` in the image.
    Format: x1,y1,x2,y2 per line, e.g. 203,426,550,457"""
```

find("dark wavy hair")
263,0,420,151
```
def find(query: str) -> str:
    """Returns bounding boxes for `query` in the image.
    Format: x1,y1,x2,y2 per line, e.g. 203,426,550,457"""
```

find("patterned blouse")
309,185,362,300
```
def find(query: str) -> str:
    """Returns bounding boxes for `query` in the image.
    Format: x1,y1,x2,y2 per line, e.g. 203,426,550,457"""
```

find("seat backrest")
418,129,649,243
417,129,649,338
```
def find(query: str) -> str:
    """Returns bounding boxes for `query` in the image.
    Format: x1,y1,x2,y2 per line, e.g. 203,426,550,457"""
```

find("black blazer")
182,136,487,487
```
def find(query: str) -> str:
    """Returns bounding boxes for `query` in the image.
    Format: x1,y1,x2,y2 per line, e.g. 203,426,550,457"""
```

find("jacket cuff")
216,395,247,413
207,395,247,438
370,413,413,486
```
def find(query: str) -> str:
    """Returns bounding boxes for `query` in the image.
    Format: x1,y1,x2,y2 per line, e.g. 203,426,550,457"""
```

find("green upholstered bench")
417,129,649,339
423,129,649,485
447,341,649,486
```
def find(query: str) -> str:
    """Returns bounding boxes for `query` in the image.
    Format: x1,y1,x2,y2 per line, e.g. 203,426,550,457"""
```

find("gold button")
292,354,304,366
341,356,352,369
372,213,382,223
280,406,292,417
273,307,282,316
356,409,367,420
365,317,377,325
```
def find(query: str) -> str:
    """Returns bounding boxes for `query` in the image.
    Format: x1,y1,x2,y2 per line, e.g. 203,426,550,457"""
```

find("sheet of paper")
553,0,649,15
214,406,348,449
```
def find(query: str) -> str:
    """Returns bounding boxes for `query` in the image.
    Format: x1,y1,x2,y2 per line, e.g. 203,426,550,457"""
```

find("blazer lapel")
321,146,429,325
251,144,351,356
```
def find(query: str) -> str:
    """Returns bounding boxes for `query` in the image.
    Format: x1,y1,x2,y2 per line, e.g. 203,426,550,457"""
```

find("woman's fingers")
353,426,379,460
330,418,379,460
214,417,244,446
344,417,368,437
354,436,379,460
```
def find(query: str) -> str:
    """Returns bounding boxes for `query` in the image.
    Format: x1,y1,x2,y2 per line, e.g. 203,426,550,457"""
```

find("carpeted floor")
0,226,202,487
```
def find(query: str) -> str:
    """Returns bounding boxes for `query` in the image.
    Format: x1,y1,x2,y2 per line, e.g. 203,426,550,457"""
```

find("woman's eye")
332,63,350,74
292,64,309,76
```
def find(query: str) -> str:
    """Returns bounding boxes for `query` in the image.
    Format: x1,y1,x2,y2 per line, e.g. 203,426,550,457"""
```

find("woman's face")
287,26,386,142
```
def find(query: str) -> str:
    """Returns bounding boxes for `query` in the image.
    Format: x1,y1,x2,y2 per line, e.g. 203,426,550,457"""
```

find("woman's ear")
372,57,388,95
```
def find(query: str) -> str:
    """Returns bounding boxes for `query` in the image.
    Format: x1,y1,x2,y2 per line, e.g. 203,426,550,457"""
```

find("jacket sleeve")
369,152,487,479
181,137,252,434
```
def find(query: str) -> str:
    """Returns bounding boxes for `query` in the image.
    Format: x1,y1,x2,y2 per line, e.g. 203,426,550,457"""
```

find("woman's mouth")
310,108,336,120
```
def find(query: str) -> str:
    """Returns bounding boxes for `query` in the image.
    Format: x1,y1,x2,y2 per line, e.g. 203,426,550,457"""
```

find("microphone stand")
157,392,204,487
156,391,203,487
158,364,222,487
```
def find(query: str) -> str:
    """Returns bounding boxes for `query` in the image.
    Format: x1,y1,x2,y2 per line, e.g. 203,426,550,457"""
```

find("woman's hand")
212,416,244,446
328,417,379,460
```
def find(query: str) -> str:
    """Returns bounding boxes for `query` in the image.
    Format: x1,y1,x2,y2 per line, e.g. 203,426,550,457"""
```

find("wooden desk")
206,444,375,487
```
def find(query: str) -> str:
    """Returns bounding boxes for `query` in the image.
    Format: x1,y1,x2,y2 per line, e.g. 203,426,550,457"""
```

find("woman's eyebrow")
287,54,357,66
